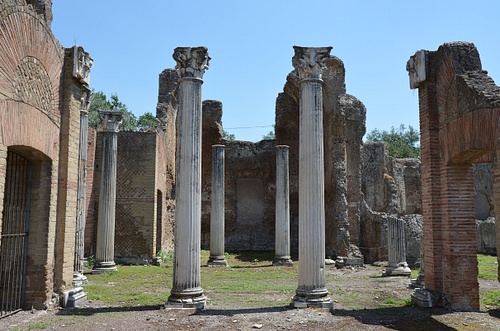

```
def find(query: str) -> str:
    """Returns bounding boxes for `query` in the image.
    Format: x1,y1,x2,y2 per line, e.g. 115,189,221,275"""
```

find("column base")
411,288,433,308
207,257,229,267
166,288,206,310
92,261,117,274
62,287,87,308
72,272,89,286
292,288,333,310
382,262,411,277
272,256,293,267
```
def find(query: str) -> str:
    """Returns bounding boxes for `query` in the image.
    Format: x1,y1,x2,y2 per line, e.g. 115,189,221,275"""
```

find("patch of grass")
410,268,420,279
27,323,49,330
383,296,414,307
477,254,498,280
481,290,500,307
85,265,172,306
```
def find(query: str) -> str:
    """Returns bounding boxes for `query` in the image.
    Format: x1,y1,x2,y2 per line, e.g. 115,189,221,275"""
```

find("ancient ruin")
1,0,499,316
407,42,500,310
0,0,91,314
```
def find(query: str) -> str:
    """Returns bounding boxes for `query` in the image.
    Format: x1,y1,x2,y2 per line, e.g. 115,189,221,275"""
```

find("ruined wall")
408,42,500,310
155,68,178,253
0,0,85,309
114,132,158,263
223,140,276,251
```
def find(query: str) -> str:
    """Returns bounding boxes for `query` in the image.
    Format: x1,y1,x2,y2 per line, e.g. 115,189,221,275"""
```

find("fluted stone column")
273,145,293,267
166,47,210,309
93,111,122,274
73,87,91,285
383,217,411,276
292,46,333,309
208,145,228,267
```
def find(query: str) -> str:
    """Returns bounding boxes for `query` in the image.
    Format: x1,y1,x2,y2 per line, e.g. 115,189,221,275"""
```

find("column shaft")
94,111,122,273
73,108,88,284
167,46,209,309
208,145,228,267
384,217,411,276
273,145,293,266
292,46,333,309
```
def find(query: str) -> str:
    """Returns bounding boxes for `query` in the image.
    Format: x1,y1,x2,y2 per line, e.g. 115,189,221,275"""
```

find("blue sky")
51,1,500,142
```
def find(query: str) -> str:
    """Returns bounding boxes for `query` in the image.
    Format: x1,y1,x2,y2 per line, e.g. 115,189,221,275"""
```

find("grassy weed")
477,254,498,280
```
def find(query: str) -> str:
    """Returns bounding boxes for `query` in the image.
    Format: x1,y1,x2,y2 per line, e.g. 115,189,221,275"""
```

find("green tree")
88,91,137,131
365,124,420,158
137,112,158,131
261,125,275,140
223,129,235,141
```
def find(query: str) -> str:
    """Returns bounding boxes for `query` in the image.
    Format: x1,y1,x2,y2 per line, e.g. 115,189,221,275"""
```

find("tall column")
273,145,293,267
93,111,122,273
166,47,210,309
291,46,333,309
73,86,91,285
207,144,228,267
383,217,411,276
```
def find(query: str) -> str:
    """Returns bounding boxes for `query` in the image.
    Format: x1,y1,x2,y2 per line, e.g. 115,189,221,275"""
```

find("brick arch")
0,8,64,118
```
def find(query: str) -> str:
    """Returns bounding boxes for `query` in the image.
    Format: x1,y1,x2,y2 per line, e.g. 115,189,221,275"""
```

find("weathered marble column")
383,217,411,276
207,144,228,267
273,145,293,267
73,86,91,285
292,46,333,309
166,47,210,309
93,111,122,273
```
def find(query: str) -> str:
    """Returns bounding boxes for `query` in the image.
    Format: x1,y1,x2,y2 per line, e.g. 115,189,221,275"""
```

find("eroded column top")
173,46,210,79
99,111,123,132
292,46,332,80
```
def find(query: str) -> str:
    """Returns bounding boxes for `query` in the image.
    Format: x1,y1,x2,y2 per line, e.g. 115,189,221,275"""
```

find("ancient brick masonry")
408,42,500,310
0,0,89,311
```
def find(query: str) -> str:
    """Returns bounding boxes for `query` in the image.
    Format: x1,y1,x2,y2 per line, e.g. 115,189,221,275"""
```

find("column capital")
173,47,210,79
99,111,123,132
292,46,332,80
72,45,93,85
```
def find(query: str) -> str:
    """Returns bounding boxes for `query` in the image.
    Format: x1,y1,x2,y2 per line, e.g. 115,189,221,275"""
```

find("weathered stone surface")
474,163,493,220
476,217,496,255
404,214,423,268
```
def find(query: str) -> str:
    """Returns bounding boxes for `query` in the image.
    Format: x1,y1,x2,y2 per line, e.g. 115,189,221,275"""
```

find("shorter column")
273,145,293,267
207,145,228,267
93,111,122,274
383,217,411,276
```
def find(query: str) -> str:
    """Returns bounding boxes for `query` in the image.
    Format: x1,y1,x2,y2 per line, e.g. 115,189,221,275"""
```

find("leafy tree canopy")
88,91,155,131
137,112,158,131
223,129,235,141
261,125,275,140
365,124,420,158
